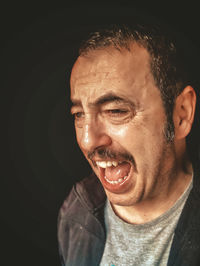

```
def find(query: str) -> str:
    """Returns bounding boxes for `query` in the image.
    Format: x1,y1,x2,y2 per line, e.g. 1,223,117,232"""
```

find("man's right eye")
72,112,85,128
73,112,85,119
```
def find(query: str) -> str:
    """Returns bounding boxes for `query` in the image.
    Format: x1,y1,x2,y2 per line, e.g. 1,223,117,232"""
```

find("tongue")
105,162,131,181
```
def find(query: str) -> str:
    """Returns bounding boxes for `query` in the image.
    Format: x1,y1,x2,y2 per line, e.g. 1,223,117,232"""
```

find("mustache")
87,148,135,165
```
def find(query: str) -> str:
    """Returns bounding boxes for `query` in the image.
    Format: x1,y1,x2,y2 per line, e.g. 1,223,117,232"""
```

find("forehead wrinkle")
71,70,118,89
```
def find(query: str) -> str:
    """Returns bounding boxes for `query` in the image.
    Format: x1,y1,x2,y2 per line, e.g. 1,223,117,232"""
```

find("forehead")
70,44,157,104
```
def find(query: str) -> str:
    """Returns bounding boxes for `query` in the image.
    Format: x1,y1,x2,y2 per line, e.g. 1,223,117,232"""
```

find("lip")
97,161,134,194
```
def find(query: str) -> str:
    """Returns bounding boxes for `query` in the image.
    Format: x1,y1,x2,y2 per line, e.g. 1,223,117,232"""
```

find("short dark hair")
79,22,200,162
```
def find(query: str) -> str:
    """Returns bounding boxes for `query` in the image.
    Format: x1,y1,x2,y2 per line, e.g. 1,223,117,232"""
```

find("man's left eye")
104,109,129,119
102,108,133,123
106,109,128,115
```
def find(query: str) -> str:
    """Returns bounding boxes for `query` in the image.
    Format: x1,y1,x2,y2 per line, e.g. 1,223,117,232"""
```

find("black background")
3,1,200,266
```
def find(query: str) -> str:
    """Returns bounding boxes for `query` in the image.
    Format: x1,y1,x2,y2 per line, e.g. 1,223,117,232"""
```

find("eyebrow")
71,92,137,109
70,99,82,108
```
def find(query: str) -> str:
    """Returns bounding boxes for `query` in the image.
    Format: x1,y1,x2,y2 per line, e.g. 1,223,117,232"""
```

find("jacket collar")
168,161,200,265
75,172,106,214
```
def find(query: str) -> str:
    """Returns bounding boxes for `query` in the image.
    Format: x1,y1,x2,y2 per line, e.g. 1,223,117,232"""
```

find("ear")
173,86,196,140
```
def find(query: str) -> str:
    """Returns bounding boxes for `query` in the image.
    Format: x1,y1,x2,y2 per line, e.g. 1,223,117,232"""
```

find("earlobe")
173,86,196,140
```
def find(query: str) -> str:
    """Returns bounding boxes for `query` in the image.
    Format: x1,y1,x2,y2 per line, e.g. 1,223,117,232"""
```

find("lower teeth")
104,176,127,184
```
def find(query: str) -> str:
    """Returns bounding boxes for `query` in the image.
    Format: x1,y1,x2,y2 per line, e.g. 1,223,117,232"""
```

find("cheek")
106,123,145,152
107,124,130,138
106,121,164,157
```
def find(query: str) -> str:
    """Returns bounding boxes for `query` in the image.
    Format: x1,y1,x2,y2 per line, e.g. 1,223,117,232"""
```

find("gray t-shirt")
100,181,192,266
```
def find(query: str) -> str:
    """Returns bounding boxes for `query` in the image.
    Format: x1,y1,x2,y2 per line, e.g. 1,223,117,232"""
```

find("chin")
104,187,142,207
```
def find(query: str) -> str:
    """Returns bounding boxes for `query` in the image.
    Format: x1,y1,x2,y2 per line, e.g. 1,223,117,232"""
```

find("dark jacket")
58,164,200,266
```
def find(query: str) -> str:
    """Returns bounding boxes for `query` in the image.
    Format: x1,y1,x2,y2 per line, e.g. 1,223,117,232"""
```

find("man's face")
70,44,176,207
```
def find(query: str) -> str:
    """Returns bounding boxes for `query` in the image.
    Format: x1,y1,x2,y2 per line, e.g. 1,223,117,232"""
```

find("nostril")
77,118,112,152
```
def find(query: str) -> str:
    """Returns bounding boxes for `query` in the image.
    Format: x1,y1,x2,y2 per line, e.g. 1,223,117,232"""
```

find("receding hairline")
78,24,155,56
79,37,148,58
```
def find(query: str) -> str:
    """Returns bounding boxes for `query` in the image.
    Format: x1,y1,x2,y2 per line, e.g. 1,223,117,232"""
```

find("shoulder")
170,163,200,264
57,173,106,265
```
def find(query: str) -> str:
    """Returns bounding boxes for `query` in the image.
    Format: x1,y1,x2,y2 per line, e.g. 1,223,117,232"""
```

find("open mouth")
95,160,132,191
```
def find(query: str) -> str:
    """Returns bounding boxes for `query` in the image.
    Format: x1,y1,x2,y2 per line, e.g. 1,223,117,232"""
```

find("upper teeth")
96,161,119,168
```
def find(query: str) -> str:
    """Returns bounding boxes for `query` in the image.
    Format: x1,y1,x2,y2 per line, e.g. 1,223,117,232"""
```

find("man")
58,22,200,265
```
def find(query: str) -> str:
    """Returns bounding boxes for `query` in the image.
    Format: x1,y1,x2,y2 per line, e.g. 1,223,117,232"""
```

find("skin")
70,44,196,224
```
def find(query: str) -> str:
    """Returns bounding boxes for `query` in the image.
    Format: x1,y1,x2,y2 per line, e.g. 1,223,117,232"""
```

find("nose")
78,120,112,152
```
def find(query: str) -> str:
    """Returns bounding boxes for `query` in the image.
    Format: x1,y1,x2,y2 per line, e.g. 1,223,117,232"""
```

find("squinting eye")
73,112,85,119
102,108,132,124
72,112,85,128
106,109,128,115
